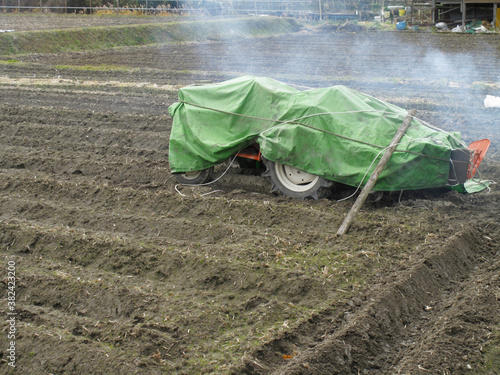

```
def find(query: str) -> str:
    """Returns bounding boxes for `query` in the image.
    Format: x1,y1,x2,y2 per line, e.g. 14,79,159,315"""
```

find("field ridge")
0,17,299,55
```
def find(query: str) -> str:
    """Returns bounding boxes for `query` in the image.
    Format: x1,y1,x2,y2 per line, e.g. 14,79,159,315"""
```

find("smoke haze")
185,23,499,156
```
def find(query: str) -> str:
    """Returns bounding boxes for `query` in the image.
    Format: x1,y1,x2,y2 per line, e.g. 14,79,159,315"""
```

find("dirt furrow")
0,122,170,151
0,218,340,373
0,85,171,115
11,257,184,374
0,150,170,187
0,138,168,160
20,33,500,84
1,19,499,374
0,169,345,246
389,240,500,373
237,227,497,374
0,104,172,133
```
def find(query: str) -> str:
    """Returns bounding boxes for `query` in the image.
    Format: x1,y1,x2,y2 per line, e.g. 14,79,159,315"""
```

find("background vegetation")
0,0,377,16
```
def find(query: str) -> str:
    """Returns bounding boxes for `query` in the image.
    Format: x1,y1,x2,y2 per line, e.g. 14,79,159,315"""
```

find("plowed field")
1,15,500,374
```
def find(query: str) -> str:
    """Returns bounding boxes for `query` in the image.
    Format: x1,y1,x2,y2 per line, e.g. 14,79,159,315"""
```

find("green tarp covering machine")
168,76,488,195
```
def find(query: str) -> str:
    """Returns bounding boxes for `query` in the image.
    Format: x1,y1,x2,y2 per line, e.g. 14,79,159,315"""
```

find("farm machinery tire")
263,160,330,200
174,167,214,185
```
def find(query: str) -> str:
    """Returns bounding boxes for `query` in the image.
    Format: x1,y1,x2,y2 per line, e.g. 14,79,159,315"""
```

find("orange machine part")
236,149,261,161
467,139,490,179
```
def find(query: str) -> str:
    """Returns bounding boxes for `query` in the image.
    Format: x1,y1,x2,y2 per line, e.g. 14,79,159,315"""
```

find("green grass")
479,327,500,374
0,59,20,64
54,64,135,71
0,17,300,56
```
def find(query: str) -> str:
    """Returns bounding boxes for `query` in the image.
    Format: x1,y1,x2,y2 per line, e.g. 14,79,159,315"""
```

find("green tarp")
168,76,466,191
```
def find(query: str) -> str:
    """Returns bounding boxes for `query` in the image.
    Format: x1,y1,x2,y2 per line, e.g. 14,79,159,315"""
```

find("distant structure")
399,0,499,28
434,0,499,27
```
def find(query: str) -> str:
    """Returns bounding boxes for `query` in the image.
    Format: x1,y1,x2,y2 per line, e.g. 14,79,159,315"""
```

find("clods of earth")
0,14,499,374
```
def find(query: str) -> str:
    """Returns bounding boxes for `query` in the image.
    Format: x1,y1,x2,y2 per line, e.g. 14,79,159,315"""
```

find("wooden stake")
461,0,466,31
336,109,416,236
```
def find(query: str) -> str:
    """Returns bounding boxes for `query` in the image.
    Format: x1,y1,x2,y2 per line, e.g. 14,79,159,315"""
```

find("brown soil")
0,16,500,375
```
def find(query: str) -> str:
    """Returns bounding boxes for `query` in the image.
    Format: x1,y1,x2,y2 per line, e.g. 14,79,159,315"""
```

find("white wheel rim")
182,171,202,180
275,163,320,192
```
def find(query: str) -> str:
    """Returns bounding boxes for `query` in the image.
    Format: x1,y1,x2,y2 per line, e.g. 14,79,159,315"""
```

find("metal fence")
0,0,317,15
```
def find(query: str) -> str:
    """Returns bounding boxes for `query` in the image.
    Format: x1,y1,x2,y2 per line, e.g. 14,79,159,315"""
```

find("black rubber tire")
174,167,213,185
263,160,330,200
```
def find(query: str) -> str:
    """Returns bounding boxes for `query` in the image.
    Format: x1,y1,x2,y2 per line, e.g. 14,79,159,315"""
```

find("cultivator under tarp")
169,76,490,198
